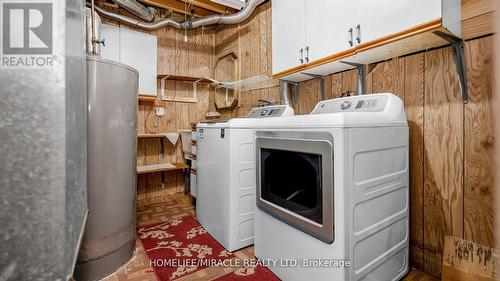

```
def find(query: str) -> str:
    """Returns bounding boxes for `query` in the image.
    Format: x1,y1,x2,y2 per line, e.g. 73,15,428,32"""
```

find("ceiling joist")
138,0,235,17
179,0,235,14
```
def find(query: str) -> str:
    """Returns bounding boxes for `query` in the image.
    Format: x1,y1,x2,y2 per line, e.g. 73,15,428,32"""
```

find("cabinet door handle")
299,48,304,64
356,24,361,44
348,28,353,47
305,46,309,63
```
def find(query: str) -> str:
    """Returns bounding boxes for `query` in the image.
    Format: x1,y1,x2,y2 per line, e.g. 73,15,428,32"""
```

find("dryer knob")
341,101,352,110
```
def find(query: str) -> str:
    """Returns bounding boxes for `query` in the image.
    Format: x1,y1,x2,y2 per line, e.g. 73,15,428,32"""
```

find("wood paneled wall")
462,0,496,39
214,1,281,118
98,0,495,277
137,25,215,201
215,1,495,278
98,2,216,199
496,3,500,275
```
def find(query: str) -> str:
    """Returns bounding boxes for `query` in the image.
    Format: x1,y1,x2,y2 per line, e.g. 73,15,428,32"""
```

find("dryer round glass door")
260,148,323,224
256,131,334,244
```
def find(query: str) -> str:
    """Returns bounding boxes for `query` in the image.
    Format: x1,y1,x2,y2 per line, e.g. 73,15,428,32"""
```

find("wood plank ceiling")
139,0,237,17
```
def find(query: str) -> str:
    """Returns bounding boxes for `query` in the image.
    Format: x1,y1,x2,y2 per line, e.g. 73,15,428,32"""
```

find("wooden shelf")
138,95,157,103
214,99,238,111
138,133,180,146
158,75,219,104
157,74,218,84
137,162,189,175
138,134,164,138
162,97,198,103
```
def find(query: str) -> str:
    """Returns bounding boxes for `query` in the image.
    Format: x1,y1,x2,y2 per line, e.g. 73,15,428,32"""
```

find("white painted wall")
100,24,157,96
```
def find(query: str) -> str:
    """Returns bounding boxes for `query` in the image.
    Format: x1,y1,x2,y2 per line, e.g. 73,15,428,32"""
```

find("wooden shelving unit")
138,132,180,150
138,134,164,138
157,74,218,84
158,74,219,103
137,162,189,175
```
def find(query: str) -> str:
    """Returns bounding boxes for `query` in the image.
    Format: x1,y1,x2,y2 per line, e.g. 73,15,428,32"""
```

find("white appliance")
196,105,294,252
254,93,409,281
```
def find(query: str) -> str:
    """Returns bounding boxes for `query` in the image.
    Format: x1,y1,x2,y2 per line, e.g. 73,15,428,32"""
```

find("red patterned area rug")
214,265,281,281
138,216,234,281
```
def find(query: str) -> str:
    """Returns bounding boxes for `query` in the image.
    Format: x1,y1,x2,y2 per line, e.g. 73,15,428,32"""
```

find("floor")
104,192,439,281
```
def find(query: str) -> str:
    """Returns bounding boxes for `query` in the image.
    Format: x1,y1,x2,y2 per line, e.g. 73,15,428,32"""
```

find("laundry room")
0,0,498,281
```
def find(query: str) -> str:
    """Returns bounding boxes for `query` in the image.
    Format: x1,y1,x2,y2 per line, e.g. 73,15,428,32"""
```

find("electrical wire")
144,105,156,134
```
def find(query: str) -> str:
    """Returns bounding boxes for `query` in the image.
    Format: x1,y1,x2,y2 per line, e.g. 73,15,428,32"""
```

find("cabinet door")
120,28,157,96
304,0,355,62
354,0,441,45
272,0,306,74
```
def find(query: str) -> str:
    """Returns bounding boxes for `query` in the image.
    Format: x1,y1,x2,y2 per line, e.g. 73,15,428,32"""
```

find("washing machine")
196,104,294,252
254,93,409,281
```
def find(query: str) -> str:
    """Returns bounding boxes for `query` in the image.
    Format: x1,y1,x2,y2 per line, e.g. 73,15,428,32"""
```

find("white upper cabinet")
304,0,355,62
272,0,305,74
271,0,460,81
354,0,442,45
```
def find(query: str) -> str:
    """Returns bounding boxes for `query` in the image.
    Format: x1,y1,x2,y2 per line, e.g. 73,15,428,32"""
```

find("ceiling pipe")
111,0,156,22
181,0,265,29
92,0,265,30
93,5,181,29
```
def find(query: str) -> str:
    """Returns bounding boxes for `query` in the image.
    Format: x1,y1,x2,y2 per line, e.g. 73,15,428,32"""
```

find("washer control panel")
312,95,388,114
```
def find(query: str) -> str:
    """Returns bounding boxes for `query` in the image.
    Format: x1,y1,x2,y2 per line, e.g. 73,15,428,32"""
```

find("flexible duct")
93,5,181,29
112,0,156,22
181,0,265,29
92,0,265,30
280,80,292,106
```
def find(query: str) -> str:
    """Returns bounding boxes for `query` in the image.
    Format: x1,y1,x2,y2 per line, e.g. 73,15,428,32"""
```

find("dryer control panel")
311,94,388,114
246,105,294,118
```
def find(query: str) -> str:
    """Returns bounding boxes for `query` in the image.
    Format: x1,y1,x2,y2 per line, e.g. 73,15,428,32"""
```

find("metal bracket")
302,73,326,100
433,31,468,104
160,75,170,98
339,61,366,95
193,78,203,101
160,75,201,101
